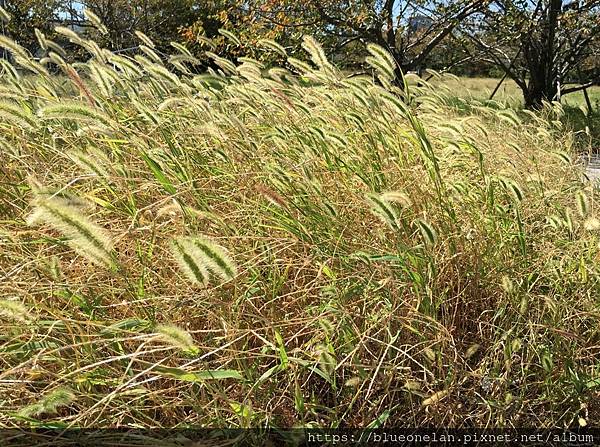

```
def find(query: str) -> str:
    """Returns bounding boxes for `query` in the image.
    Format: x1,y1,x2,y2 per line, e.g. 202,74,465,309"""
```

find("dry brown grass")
1,33,600,435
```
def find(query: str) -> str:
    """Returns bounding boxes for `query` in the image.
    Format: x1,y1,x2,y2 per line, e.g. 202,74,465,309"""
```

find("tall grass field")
438,76,600,110
1,25,600,436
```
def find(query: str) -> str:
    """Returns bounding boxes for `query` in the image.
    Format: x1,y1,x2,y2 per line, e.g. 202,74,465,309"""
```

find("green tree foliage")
0,0,62,53
181,0,488,75
462,0,600,108
179,1,247,59
70,0,205,52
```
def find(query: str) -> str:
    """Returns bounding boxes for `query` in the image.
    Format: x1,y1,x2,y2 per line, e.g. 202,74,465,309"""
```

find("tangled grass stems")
0,30,599,431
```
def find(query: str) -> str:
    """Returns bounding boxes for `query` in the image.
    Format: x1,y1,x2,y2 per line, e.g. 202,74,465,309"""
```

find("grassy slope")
440,76,600,110
433,76,600,150
1,39,600,430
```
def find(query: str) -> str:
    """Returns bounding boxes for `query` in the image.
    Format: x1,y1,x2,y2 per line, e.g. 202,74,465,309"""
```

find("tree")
70,0,204,51
179,0,247,58
0,0,63,54
182,0,488,77
463,0,600,108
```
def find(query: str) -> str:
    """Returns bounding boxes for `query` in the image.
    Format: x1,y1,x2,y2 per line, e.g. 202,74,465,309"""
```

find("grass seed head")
155,324,200,355
27,194,115,269
19,388,76,418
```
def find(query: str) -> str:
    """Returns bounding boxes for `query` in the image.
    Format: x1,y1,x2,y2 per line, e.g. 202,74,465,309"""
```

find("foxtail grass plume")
140,45,162,64
564,207,574,234
218,29,241,46
170,236,237,286
46,38,67,59
496,109,522,127
135,30,156,48
54,26,82,43
69,148,111,180
88,61,115,97
204,52,237,76
171,41,194,58
238,57,264,68
0,101,38,130
145,63,182,86
108,54,144,78
0,66,20,89
256,184,288,209
365,43,397,82
19,387,76,418
196,35,216,51
14,55,49,77
365,193,399,230
576,190,589,217
47,50,67,68
316,344,337,378
0,35,29,60
38,102,116,128
0,299,33,322
34,29,47,50
0,84,22,101
0,5,10,23
27,185,115,269
500,275,515,294
258,39,287,57
583,217,600,231
155,324,200,355
169,55,198,74
422,389,448,406
380,191,412,208
237,62,262,82
287,57,313,76
84,9,108,35
302,36,330,71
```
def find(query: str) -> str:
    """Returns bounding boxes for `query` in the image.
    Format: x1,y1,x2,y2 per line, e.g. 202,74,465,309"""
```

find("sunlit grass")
438,75,600,111
1,29,600,432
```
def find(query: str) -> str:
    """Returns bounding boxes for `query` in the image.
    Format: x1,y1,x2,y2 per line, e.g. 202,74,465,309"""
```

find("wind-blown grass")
1,27,600,433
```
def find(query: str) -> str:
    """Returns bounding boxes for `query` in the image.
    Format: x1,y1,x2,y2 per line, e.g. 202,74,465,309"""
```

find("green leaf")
321,263,336,279
153,365,243,382
367,409,391,428
585,378,600,389
1,340,61,354
141,151,176,194
257,364,282,384
100,318,151,336
274,330,288,368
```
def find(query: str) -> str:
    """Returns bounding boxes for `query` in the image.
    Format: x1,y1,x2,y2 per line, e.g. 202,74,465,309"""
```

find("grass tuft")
1,31,599,430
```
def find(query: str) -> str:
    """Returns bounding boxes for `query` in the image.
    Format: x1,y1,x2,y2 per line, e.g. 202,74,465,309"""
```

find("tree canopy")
0,0,599,108
461,0,600,107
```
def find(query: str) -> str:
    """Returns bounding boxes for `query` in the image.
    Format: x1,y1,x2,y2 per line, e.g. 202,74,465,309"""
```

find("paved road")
582,154,600,183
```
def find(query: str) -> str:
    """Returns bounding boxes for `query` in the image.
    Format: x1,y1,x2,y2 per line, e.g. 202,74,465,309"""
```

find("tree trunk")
523,67,556,109
522,0,562,109
394,63,406,86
